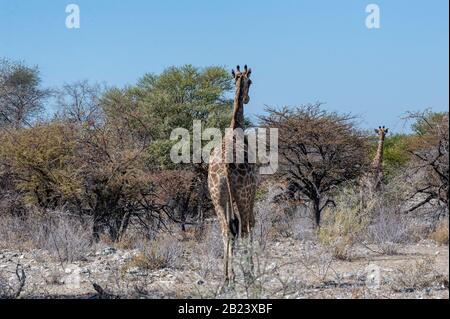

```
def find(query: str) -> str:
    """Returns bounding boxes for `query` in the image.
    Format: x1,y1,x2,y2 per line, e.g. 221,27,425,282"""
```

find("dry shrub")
124,235,184,272
0,264,26,299
392,257,449,292
254,203,276,249
113,231,144,250
407,219,433,243
200,222,223,259
125,252,166,271
0,211,92,263
191,222,222,279
253,185,282,247
44,268,65,286
269,207,313,241
318,191,369,261
298,241,334,284
366,205,411,255
429,219,449,246
38,215,92,263
0,214,36,250
254,185,313,246
289,210,315,241
195,239,302,299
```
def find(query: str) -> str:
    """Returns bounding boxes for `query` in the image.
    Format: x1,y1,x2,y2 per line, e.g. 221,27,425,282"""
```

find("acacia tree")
405,110,449,212
101,65,236,229
0,59,50,128
260,103,369,227
74,119,161,241
0,120,166,242
55,80,105,125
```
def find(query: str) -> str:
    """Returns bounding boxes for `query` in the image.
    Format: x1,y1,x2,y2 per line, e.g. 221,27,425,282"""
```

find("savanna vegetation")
0,58,448,299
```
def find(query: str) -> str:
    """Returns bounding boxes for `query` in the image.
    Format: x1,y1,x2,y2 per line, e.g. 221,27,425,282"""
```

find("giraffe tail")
224,166,242,239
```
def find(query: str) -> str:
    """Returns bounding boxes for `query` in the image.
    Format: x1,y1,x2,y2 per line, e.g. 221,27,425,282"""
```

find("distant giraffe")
371,126,389,191
360,126,389,206
208,65,257,284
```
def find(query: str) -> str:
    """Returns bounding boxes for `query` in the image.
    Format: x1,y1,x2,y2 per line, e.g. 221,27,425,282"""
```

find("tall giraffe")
208,65,257,284
371,126,389,191
360,126,389,207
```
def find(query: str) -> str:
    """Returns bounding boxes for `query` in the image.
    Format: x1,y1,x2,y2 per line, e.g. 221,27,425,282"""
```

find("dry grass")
44,268,65,286
391,257,449,292
254,186,314,248
38,215,93,263
318,205,368,261
0,212,92,263
0,215,37,251
298,241,334,284
192,239,304,299
429,219,449,246
122,235,184,273
125,252,166,271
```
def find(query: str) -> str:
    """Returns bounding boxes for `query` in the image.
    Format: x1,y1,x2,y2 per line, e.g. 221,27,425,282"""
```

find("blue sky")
1,0,448,132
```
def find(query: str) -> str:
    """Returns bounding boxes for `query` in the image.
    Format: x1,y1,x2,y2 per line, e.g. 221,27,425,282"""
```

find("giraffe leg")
218,228,237,294
219,222,235,290
246,224,255,284
234,198,256,285
210,177,237,292
247,218,255,274
223,232,230,283
216,220,231,295
228,231,236,283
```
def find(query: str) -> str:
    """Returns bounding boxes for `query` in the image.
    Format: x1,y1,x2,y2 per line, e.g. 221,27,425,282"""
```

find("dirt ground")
1,236,448,299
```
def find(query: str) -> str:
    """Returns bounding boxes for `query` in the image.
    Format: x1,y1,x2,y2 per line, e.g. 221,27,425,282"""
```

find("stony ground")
0,236,448,299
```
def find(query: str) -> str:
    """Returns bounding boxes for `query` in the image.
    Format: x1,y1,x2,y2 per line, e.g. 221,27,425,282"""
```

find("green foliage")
369,134,412,179
147,139,179,170
102,65,235,168
255,185,269,202
0,64,237,239
0,64,236,240
0,59,50,127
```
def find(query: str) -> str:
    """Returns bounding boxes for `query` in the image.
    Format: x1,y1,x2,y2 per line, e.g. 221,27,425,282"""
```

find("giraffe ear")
385,128,389,133
375,129,380,134
231,69,236,78
247,68,252,77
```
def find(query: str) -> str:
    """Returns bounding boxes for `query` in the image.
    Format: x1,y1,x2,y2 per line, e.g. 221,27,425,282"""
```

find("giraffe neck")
372,135,385,171
230,79,244,130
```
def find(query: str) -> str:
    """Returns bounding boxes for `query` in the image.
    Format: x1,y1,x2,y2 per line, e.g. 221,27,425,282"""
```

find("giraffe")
208,65,257,285
360,126,389,207
371,126,389,192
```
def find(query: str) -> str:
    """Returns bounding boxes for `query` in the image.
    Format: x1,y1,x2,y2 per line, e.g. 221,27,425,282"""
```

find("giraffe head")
232,65,252,104
374,126,389,139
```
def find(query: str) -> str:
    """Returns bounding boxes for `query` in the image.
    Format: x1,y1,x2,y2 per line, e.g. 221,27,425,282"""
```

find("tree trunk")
118,212,131,241
92,216,103,242
313,198,321,229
